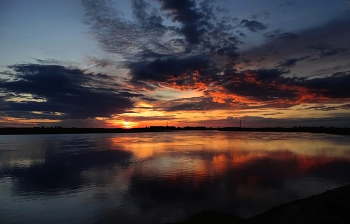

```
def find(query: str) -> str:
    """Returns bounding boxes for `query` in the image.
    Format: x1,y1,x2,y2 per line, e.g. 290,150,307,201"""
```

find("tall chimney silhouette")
240,119,241,128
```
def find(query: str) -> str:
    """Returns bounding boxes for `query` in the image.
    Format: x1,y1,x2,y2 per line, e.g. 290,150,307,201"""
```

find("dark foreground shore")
169,184,350,224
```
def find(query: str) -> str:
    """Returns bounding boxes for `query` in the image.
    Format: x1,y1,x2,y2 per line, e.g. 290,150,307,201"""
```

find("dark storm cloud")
313,62,350,75
297,71,350,98
250,69,288,80
277,55,310,68
0,64,140,119
132,0,150,22
308,44,348,59
300,103,350,111
277,58,299,67
128,61,350,109
81,0,350,116
216,42,240,62
246,16,350,65
341,103,350,109
164,97,229,111
157,0,215,44
83,0,240,88
278,32,298,39
215,69,350,106
128,55,210,82
131,0,163,28
165,102,209,111
86,56,119,68
264,29,298,40
302,105,340,111
221,69,298,102
82,0,168,59
262,112,284,116
240,19,267,32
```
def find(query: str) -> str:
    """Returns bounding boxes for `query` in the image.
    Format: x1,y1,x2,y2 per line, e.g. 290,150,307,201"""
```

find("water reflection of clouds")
3,131,346,199
115,132,350,220
1,132,350,223
0,149,132,196
107,132,350,161
125,151,350,218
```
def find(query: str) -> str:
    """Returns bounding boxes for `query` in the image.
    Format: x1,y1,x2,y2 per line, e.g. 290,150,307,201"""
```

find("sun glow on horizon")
123,121,138,129
105,119,139,128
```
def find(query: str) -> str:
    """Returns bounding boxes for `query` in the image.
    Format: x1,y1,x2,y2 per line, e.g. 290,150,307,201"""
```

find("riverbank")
218,127,350,136
170,184,350,224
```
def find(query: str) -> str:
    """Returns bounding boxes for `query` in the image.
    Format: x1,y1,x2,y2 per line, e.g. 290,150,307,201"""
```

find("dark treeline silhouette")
218,126,350,135
0,126,216,135
0,126,349,135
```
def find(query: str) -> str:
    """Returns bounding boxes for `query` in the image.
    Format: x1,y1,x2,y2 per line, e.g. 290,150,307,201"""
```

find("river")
1,131,350,224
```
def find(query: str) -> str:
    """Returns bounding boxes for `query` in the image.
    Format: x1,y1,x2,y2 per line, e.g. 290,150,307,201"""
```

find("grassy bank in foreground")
169,184,350,224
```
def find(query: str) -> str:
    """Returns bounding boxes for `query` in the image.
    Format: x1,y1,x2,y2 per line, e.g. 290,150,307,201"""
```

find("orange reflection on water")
108,136,173,159
103,132,350,189
184,151,340,189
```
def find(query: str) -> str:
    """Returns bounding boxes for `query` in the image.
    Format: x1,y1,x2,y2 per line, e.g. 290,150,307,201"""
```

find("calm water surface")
1,131,350,224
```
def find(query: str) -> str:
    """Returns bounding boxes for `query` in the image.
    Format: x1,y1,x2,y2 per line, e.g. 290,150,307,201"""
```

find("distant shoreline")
0,126,349,136
218,127,350,136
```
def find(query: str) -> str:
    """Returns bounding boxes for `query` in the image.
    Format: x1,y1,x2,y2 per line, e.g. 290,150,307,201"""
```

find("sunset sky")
1,0,350,128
